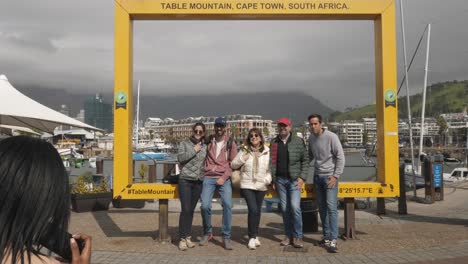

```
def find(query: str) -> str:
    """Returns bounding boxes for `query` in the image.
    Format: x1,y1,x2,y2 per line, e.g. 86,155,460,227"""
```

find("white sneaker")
186,236,195,248
179,239,188,251
255,237,261,247
328,239,338,253
248,238,256,250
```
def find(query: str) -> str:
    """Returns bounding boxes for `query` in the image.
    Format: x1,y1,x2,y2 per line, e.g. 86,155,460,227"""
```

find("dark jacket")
270,133,309,181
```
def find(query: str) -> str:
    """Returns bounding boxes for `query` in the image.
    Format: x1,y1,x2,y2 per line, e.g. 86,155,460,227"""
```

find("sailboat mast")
136,80,141,145
399,0,417,195
418,24,431,171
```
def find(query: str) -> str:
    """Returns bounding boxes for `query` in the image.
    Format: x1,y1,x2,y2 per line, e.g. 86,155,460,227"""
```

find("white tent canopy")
0,75,102,133
0,125,41,136
54,129,96,140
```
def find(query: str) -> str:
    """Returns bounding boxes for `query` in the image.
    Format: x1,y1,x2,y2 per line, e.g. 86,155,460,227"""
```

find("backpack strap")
227,137,233,161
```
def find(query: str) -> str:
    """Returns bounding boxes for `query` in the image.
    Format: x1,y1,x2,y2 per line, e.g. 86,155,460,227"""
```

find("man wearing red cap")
270,117,309,248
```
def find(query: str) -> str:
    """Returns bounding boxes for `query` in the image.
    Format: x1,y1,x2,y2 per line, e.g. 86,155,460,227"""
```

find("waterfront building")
58,104,71,130
362,118,377,144
341,121,364,146
84,94,113,132
75,109,85,123
330,120,364,146
144,114,274,143
441,109,468,146
411,118,440,146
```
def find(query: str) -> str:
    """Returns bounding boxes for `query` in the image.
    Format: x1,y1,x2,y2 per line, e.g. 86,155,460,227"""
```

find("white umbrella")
0,74,102,133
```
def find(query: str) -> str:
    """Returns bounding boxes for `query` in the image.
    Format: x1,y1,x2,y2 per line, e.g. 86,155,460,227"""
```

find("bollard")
376,198,386,215
148,161,156,183
96,158,104,174
343,198,356,239
158,199,171,242
398,163,408,214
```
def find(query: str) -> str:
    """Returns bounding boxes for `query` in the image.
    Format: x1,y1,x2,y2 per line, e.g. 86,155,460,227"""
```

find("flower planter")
112,198,146,209
71,192,113,213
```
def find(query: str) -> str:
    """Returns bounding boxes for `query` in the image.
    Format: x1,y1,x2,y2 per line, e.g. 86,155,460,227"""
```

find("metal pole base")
158,199,172,243
377,198,386,215
341,198,356,240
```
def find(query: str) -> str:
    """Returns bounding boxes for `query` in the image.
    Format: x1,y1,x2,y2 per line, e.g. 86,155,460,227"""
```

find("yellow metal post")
114,3,133,196
374,1,399,195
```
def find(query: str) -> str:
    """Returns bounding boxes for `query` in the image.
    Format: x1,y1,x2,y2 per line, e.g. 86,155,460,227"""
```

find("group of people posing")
0,113,344,263
177,113,345,253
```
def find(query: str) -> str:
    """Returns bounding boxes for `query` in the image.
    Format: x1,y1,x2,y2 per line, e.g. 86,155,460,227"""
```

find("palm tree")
149,129,155,140
436,116,448,145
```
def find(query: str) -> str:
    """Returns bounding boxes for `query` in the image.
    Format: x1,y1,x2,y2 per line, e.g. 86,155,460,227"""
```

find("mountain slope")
15,85,334,126
331,80,468,121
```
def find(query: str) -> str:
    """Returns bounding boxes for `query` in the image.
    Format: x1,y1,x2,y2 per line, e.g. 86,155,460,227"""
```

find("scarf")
189,135,203,145
249,145,262,178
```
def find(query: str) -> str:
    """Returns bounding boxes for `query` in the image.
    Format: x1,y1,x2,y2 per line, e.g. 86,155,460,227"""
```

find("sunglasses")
249,133,260,139
194,130,204,135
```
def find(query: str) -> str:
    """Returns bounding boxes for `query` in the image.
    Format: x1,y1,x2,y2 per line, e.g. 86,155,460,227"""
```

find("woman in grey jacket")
231,128,272,250
177,122,207,251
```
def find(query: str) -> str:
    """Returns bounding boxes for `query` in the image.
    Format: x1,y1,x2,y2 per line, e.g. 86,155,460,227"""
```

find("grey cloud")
0,31,59,52
1,0,467,111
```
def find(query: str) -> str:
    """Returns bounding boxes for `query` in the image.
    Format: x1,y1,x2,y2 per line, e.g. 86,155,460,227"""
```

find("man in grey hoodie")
308,113,345,253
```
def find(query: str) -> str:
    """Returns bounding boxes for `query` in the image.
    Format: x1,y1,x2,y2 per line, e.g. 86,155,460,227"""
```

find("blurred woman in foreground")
0,136,92,263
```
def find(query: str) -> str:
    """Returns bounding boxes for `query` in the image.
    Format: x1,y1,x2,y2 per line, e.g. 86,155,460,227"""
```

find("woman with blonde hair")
231,128,272,250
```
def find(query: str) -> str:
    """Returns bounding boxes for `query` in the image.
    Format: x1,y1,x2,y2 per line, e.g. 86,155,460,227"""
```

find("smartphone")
39,227,85,262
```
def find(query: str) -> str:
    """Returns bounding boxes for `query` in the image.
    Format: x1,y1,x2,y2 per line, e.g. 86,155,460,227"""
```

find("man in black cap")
199,117,237,250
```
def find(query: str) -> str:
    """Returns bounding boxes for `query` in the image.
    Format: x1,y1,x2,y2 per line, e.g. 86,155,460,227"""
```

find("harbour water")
68,151,461,185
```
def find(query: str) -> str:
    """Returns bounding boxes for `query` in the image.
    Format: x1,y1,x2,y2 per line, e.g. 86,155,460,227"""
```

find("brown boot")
293,237,304,248
280,236,292,246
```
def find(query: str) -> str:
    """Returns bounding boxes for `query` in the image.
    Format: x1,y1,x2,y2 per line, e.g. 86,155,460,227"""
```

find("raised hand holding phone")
70,233,92,264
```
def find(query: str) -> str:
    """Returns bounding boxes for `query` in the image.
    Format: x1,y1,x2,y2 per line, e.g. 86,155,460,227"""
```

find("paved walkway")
69,181,468,263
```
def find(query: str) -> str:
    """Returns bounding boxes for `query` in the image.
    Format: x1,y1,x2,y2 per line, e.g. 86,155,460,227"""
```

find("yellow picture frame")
113,0,399,199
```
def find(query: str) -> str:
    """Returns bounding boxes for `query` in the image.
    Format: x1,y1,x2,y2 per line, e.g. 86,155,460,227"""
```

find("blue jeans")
314,175,339,241
200,177,232,238
275,177,303,238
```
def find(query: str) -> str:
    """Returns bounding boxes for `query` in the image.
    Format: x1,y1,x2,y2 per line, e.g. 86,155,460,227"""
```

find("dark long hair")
0,136,70,263
244,128,265,152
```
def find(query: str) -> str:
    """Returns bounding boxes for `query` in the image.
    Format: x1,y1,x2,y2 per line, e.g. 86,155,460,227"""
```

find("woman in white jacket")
231,128,272,250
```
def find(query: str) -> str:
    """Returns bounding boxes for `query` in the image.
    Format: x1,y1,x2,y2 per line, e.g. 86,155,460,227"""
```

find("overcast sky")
1,0,467,111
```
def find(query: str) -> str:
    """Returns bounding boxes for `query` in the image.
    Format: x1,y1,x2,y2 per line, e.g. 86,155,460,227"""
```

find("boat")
135,137,172,152
132,151,169,160
132,80,172,152
444,157,462,164
89,157,97,168
404,164,425,189
402,22,433,192
443,167,468,182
